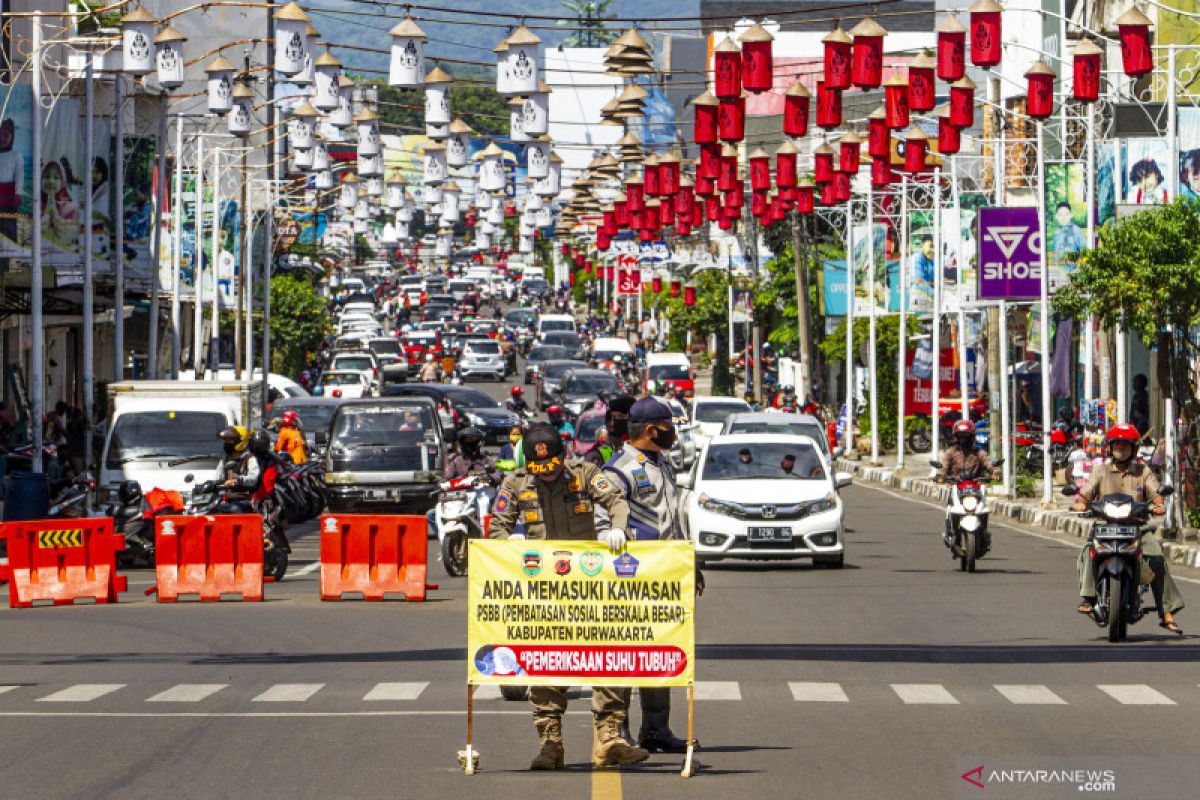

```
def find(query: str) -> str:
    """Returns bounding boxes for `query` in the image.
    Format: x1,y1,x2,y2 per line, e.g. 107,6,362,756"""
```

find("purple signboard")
977,206,1043,299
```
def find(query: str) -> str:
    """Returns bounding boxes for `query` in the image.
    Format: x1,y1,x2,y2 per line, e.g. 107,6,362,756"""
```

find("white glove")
509,533,526,540
600,528,627,553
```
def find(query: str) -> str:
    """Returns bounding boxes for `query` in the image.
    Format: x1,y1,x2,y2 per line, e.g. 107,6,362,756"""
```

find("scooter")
190,479,291,582
435,474,492,577
1064,482,1174,642
47,473,94,518
930,459,1003,573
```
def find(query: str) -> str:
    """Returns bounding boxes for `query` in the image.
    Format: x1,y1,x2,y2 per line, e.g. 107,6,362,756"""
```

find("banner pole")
681,682,696,778
460,683,477,775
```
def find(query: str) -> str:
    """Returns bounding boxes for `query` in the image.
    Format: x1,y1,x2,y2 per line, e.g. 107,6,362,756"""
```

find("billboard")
976,206,1042,300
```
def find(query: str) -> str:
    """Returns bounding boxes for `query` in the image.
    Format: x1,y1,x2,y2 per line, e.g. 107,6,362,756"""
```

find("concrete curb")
836,458,1200,570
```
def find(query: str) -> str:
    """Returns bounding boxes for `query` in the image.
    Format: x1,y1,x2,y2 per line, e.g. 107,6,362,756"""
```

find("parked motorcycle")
436,474,492,577
46,472,94,519
189,479,291,581
930,459,1003,573
1064,482,1173,642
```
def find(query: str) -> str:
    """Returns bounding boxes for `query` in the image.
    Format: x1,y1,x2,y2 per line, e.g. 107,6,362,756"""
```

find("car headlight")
959,514,981,531
961,495,980,513
698,493,738,517
808,493,836,514
1103,501,1131,520
466,412,485,426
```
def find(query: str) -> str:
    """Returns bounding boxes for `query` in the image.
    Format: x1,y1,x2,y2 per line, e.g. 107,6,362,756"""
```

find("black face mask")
650,425,676,450
608,418,629,441
223,441,236,457
462,441,481,458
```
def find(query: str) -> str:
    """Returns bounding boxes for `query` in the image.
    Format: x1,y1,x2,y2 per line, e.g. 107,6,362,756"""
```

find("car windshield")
368,340,401,355
727,420,825,446
576,415,605,443
528,346,569,362
541,319,574,333
506,310,536,326
694,401,751,424
543,362,587,379
333,356,373,371
544,334,581,349
332,406,436,447
566,374,620,394
407,333,437,344
648,364,691,381
449,281,472,292
322,373,363,386
593,350,626,362
442,387,502,408
105,411,227,467
277,403,338,434
465,341,500,355
702,442,826,481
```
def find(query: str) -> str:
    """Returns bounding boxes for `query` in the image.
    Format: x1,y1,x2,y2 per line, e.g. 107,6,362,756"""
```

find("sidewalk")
835,451,1200,570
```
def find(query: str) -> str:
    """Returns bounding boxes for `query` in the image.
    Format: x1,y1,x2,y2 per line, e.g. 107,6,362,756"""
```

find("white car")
688,397,753,441
678,434,852,567
458,340,506,381
315,370,372,399
665,398,697,471
329,352,379,389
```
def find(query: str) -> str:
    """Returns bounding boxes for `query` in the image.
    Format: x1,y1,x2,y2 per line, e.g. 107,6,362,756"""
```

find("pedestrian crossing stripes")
0,682,1196,707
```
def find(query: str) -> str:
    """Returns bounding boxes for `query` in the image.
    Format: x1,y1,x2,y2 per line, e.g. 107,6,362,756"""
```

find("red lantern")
584,261,592,275
692,91,719,144
723,180,744,209
596,233,610,251
628,208,643,231
740,23,774,94
644,155,661,196
838,132,861,174
904,129,928,173
969,0,1002,68
814,143,835,184
871,155,893,188
718,93,746,142
936,14,966,82
850,17,887,89
677,218,691,237
560,243,569,256
602,209,617,236
884,74,909,129
569,272,576,286
675,177,694,214
868,106,890,158
718,144,739,192
659,153,681,195
645,199,663,232
659,198,674,227
693,199,704,223
949,77,975,128
751,190,768,217
699,142,721,180
713,37,742,99
937,106,962,155
776,141,798,187
1025,60,1055,120
705,193,721,221
783,82,810,137
832,170,850,202
605,264,615,280
614,196,629,228
780,185,797,206
908,51,936,112
718,213,735,231
815,80,842,129
822,25,852,90
770,193,786,223
652,275,663,293
1072,39,1102,103
670,279,681,297
796,179,815,214
819,180,838,206
575,252,585,268
749,148,771,192
1116,7,1153,77
626,178,645,212
683,284,697,306
639,227,654,243
695,172,715,197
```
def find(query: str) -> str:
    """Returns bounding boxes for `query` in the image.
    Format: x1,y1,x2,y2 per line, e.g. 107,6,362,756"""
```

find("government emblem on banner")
612,552,640,578
554,550,572,576
522,550,542,577
579,551,604,577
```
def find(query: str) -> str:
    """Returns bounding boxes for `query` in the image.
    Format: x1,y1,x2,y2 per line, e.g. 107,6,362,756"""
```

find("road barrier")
1,518,127,607
151,514,264,602
319,514,435,601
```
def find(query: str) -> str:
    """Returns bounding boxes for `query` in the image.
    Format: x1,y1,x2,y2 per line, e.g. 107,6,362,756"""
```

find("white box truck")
99,380,264,499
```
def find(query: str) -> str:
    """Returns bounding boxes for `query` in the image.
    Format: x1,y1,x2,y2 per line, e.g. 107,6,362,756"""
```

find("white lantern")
494,36,512,95
354,218,368,234
329,75,354,128
273,2,310,76
313,51,341,111
398,200,414,223
396,221,410,241
442,183,461,223
505,25,540,95
389,17,426,88
355,108,381,156
476,143,506,192
424,140,448,185
206,56,235,115
424,183,444,206
509,98,529,143
536,207,552,228
358,151,383,178
293,145,313,171
446,119,472,168
521,83,550,137
538,151,562,196
487,204,504,226
120,7,157,76
354,191,370,220
366,176,384,197
292,23,318,86
475,189,493,210
289,102,318,150
519,233,534,254
386,180,405,209
527,136,550,179
154,25,186,89
526,192,544,212
436,234,452,257
315,169,333,189
424,66,453,126
426,121,449,141
227,83,254,137
339,174,359,209
477,232,492,249
311,139,330,171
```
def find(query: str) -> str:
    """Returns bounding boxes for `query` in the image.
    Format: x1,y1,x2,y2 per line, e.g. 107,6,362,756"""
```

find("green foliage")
373,79,509,137
261,274,331,376
1014,476,1036,499
558,0,618,47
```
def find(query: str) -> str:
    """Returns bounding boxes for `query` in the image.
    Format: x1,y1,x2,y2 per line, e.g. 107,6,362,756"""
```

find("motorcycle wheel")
1107,573,1127,643
907,427,931,454
265,544,288,582
964,532,976,573
500,686,527,701
441,531,467,577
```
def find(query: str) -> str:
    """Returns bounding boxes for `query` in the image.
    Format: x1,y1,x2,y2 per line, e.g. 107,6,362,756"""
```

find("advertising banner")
904,347,977,415
976,206,1042,300
616,267,641,295
467,540,696,688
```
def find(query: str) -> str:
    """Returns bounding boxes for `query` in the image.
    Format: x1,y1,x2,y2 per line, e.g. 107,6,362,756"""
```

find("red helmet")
1106,424,1140,443
281,410,299,428
952,420,974,436
511,386,524,396
547,405,563,415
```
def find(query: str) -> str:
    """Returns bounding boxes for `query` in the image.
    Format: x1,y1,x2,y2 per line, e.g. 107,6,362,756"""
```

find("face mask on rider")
649,424,676,450
608,417,629,441
223,441,237,457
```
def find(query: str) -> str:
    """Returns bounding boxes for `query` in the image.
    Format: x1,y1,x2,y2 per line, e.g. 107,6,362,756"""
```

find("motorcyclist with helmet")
274,410,307,465
217,425,257,492
1073,423,1183,634
547,405,575,438
507,385,531,418
938,419,994,483
445,426,501,486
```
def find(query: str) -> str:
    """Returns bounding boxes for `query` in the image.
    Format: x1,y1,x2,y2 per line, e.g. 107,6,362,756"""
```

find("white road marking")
0,686,20,696
363,682,428,701
290,561,321,577
693,681,741,701
891,684,959,704
37,684,126,702
0,710,585,718
252,683,325,702
1097,684,1176,705
147,684,228,703
788,682,849,702
472,685,504,700
994,685,1067,705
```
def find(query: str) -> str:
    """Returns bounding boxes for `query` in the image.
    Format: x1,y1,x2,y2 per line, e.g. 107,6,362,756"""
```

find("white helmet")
425,353,434,361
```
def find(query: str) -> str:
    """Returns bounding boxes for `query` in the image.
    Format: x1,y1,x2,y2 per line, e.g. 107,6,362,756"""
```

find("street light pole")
1036,120,1053,506
148,94,168,379
82,47,95,472
171,116,184,378
30,13,43,472
114,74,125,380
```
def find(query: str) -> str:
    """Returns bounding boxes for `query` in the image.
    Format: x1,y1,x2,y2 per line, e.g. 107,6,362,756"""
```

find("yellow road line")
592,767,622,800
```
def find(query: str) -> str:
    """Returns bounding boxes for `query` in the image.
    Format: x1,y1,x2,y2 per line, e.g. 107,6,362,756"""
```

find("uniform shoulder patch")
495,491,510,513
590,473,615,494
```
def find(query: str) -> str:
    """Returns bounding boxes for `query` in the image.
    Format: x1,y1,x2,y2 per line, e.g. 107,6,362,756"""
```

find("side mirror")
184,473,194,484
1061,484,1078,496
929,460,943,469
835,471,853,489
1159,485,1175,497
316,431,328,446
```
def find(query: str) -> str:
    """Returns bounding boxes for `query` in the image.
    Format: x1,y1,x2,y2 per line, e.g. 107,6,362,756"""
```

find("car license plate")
748,527,792,542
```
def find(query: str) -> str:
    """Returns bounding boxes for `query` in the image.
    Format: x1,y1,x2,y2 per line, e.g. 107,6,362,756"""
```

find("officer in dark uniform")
584,394,636,468
489,423,648,770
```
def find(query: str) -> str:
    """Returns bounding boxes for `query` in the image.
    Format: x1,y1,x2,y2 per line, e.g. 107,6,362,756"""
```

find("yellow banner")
467,540,696,687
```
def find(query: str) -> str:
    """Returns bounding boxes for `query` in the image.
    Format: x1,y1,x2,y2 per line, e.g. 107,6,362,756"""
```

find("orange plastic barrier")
319,514,434,601
152,514,264,602
1,518,127,607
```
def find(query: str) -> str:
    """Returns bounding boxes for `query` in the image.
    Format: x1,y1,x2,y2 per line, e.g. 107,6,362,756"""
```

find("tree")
650,269,735,395
372,75,509,137
1055,197,1200,420
260,273,331,376
558,0,618,48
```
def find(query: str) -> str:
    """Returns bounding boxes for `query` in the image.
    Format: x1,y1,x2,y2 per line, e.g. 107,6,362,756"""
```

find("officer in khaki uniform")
1073,424,1183,633
489,423,649,770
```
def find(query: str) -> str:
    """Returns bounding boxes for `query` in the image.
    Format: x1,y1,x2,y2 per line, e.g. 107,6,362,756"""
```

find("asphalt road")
2,376,1199,799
